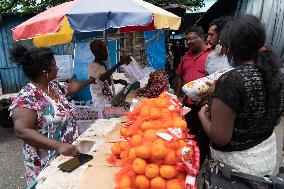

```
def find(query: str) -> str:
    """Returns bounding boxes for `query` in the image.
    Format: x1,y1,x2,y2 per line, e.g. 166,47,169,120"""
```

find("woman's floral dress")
9,81,79,187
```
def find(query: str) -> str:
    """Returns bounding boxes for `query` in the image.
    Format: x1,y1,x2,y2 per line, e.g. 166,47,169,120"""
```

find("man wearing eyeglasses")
175,25,212,165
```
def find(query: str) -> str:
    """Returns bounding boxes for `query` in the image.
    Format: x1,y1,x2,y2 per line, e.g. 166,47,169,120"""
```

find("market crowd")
8,14,284,188
171,14,284,188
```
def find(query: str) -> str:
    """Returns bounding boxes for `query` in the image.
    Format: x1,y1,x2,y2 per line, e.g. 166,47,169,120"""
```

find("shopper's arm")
66,77,96,96
12,107,79,156
99,56,131,82
175,76,183,97
198,98,236,146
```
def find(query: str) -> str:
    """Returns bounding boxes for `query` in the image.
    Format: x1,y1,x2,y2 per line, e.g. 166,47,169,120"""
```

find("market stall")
33,91,200,189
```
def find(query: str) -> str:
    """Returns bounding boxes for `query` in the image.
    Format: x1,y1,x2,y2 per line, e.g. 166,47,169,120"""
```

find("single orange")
150,107,162,119
160,109,172,118
151,143,168,159
140,121,155,131
153,138,165,146
111,143,121,156
155,98,169,108
145,164,160,179
131,135,143,146
164,150,178,165
139,105,151,117
129,148,137,162
160,165,177,179
120,127,131,137
166,179,183,189
161,119,174,129
151,177,166,189
120,150,128,159
135,175,150,189
132,158,147,174
135,145,151,159
144,130,158,142
119,176,131,188
119,141,129,150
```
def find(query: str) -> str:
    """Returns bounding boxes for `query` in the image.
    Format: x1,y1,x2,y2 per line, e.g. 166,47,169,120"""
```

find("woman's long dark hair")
221,15,283,109
9,45,54,81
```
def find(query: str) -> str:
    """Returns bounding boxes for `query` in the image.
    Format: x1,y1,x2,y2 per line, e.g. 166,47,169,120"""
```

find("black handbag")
204,160,284,189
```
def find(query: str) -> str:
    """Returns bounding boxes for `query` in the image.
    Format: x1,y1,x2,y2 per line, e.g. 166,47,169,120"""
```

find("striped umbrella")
12,0,181,47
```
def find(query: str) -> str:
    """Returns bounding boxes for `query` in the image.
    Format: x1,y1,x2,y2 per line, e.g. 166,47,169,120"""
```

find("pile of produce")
108,92,200,189
136,70,169,98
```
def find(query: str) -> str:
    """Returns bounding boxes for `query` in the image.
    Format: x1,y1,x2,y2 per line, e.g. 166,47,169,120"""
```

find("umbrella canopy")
12,0,181,47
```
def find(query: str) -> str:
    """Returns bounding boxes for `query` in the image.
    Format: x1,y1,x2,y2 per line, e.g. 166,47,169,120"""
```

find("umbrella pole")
103,30,116,96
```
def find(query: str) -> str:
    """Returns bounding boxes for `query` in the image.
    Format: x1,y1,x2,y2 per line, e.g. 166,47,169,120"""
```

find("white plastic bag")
121,56,144,84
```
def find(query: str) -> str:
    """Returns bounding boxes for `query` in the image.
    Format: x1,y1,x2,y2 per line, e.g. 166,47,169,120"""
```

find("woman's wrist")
51,141,62,151
88,77,96,84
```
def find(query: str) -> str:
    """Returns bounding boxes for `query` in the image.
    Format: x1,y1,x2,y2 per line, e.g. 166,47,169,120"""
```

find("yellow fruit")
135,175,150,189
131,135,143,146
132,158,147,174
160,165,177,179
151,177,166,189
151,143,168,159
145,164,160,179
135,145,151,159
119,176,131,188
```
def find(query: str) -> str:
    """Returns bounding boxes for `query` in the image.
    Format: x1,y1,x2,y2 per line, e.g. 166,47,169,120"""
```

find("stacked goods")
108,92,200,189
136,70,169,98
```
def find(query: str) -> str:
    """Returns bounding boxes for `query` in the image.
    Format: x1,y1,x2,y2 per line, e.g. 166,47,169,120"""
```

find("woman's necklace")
32,82,59,100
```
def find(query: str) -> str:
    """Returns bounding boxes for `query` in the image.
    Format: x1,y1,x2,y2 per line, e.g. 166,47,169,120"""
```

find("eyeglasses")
186,36,198,41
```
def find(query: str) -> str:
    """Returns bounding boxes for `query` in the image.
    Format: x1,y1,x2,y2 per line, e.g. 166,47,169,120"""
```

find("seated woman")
88,40,130,107
9,45,96,187
198,15,284,187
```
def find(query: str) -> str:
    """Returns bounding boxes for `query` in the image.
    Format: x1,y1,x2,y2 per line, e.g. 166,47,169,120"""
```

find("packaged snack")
182,68,234,101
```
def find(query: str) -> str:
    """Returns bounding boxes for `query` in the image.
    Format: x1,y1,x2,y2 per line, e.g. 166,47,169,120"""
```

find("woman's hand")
206,81,215,96
88,76,97,84
56,143,79,157
198,104,209,119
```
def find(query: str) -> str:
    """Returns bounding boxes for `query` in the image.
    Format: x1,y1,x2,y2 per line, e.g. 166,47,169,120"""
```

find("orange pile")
109,92,190,189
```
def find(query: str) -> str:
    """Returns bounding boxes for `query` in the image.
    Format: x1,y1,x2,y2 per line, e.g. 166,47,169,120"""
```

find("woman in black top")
198,15,284,181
